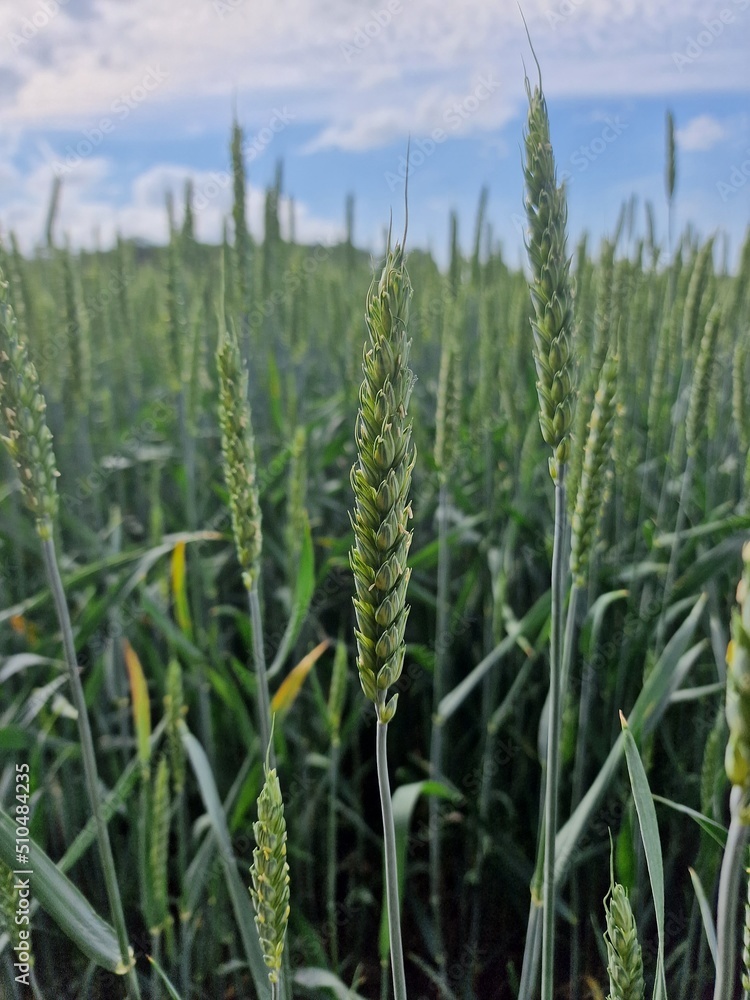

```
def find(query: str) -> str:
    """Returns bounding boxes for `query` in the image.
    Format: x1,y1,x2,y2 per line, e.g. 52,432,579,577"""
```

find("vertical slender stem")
541,476,567,1000
430,480,450,972
715,785,750,1000
248,584,274,764
151,931,162,1000
518,880,543,1000
327,738,340,969
41,534,142,999
180,913,194,999
557,582,579,1000
377,717,408,1000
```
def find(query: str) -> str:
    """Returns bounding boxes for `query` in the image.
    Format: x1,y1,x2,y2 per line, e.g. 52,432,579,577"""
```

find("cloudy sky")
0,0,748,266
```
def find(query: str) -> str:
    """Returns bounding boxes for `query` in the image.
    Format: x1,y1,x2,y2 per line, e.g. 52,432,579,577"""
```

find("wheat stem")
714,785,750,1000
377,715,408,1000
42,535,141,997
249,584,274,767
429,479,450,972
542,477,567,1000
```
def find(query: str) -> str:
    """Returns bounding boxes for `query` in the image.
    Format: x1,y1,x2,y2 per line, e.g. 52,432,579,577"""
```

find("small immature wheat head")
434,293,463,481
665,111,676,205
604,878,645,1000
686,303,721,457
349,241,416,725
732,333,749,457
166,232,188,388
217,319,262,590
0,271,59,536
285,425,308,573
523,69,576,480
570,352,618,588
149,755,171,934
725,541,750,789
250,747,291,985
60,246,90,414
681,239,714,355
231,118,250,314
164,658,187,795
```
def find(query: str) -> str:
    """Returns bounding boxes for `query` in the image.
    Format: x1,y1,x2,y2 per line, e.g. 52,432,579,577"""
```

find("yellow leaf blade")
123,639,152,772
271,639,330,716
171,541,193,639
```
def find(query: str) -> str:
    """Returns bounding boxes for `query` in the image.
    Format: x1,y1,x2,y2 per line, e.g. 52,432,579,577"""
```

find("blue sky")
0,0,748,266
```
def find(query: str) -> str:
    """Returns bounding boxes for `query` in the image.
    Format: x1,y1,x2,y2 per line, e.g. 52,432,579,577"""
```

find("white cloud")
0,0,747,144
0,0,748,253
676,114,727,151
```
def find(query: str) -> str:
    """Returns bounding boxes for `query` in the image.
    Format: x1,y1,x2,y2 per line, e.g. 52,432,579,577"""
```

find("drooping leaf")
170,540,193,639
123,638,151,774
272,639,330,715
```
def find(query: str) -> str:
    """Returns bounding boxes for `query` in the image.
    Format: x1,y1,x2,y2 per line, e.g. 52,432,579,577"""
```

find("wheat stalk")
216,311,274,761
0,267,140,998
349,241,415,724
522,53,577,1000
350,237,415,1000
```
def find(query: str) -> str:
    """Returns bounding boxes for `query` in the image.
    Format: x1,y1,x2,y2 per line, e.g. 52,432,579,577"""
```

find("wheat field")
1,69,750,1000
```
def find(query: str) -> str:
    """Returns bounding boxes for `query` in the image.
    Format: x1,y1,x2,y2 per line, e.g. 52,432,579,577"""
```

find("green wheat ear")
603,841,645,1000
725,542,750,789
570,351,618,588
217,316,263,590
523,68,576,482
0,270,59,536
250,735,291,985
349,240,416,725
164,658,187,795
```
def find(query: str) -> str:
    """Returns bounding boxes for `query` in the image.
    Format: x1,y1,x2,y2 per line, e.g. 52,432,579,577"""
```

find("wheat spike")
725,542,750,788
570,352,618,587
250,748,291,985
604,878,645,1000
217,318,263,590
523,68,576,480
349,240,416,724
0,269,59,535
